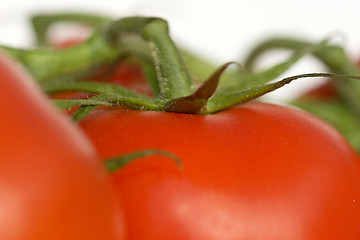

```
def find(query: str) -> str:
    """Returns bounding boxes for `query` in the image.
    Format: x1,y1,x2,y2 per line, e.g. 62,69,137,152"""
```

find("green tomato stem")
106,17,196,99
0,29,119,82
31,12,113,46
243,37,360,119
104,149,182,173
142,19,195,99
2,16,196,102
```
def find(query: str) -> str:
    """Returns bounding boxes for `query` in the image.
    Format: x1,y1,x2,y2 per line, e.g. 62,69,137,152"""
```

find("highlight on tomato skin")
78,102,360,240
0,52,125,240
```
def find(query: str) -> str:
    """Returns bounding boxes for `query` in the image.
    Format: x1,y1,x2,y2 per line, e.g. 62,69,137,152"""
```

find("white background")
1,0,359,100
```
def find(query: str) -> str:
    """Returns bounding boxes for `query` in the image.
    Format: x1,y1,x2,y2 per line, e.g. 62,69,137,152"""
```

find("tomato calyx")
50,70,360,122
163,62,238,113
2,13,360,119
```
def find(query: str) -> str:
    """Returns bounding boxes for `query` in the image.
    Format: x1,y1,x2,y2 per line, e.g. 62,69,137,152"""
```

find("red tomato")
0,52,125,240
79,102,360,240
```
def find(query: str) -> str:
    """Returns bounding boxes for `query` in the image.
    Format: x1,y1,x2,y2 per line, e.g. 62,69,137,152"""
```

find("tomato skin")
0,53,125,240
79,102,360,240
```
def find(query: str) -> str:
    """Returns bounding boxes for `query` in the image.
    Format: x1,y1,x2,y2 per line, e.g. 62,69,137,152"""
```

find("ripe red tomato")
79,102,360,240
0,53,125,240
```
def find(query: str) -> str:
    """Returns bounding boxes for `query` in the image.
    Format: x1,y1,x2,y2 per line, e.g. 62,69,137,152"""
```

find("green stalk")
5,12,360,130
243,37,360,118
0,29,119,82
106,17,195,99
142,19,195,99
104,149,182,173
2,16,196,101
31,12,113,46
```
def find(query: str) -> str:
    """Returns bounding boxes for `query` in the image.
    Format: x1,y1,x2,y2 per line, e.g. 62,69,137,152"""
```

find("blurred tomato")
0,52,125,240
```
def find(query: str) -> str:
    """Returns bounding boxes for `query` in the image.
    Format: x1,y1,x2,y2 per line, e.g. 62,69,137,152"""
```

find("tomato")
0,52,125,240
78,102,360,240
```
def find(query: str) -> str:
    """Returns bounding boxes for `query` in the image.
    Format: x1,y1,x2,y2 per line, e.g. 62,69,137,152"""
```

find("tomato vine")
2,14,360,119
